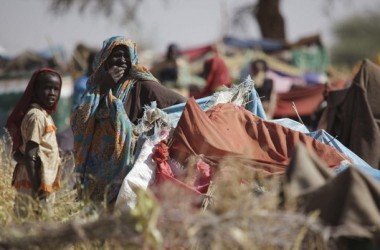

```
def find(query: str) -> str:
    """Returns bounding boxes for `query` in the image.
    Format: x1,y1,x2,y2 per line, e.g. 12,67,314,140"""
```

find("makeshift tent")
309,130,380,182
274,84,325,118
285,144,380,245
169,97,346,176
223,36,285,53
319,59,380,169
291,45,329,73
270,114,380,183
116,78,268,209
116,78,380,213
163,77,267,127
180,45,215,62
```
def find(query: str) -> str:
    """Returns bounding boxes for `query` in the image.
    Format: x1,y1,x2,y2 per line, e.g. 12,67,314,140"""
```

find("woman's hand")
107,65,125,84
98,65,126,94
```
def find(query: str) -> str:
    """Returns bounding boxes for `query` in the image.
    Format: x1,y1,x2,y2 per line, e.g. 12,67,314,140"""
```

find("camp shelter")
274,84,326,119
169,97,346,176
270,117,380,182
223,36,285,54
116,78,380,223
320,59,380,169
116,78,267,209
284,144,380,248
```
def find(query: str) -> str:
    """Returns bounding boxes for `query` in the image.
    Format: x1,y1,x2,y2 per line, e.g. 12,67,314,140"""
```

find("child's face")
35,74,61,108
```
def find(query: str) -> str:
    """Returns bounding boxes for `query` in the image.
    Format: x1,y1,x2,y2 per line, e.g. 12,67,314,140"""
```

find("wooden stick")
291,102,304,125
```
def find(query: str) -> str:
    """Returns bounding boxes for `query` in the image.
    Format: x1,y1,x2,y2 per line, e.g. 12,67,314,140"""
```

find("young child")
5,68,62,217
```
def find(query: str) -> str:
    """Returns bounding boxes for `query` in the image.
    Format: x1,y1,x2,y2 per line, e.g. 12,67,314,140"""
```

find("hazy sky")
0,0,379,58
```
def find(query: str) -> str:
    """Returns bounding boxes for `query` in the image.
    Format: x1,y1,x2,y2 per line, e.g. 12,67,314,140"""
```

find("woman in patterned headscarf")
71,36,186,206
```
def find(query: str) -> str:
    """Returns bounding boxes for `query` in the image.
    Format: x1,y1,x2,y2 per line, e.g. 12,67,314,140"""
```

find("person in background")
150,43,181,87
192,56,232,99
238,59,277,118
72,51,96,110
54,51,97,167
5,68,62,218
249,59,276,117
71,36,186,208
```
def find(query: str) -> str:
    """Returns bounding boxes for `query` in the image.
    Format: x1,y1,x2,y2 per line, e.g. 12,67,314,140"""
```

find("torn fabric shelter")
170,97,346,176
274,84,325,118
285,144,380,242
320,59,380,169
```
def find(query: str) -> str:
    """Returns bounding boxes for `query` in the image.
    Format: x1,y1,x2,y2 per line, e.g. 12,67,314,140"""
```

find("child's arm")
25,141,40,194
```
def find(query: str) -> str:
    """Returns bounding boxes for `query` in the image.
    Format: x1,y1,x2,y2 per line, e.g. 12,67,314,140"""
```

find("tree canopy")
330,11,380,67
49,0,145,24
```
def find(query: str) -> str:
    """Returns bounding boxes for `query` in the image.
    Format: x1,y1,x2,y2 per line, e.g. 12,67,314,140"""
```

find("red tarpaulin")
181,45,215,62
274,84,325,117
170,98,347,176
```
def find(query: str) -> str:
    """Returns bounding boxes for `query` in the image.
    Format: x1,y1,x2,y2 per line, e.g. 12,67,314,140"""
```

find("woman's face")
106,45,131,72
35,73,61,107
104,45,132,84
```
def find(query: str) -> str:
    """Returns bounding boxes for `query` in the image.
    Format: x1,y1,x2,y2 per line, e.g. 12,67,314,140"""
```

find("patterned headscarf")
5,68,62,152
88,35,157,89
71,36,157,203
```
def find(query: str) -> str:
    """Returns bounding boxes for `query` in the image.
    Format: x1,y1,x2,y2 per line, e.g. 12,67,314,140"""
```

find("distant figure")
250,59,276,118
72,51,96,110
192,56,232,99
150,43,181,87
250,59,274,100
5,68,62,217
71,36,186,207
54,51,96,174
55,52,96,188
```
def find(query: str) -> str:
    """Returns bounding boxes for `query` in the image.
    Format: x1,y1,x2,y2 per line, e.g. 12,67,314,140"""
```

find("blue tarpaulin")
223,36,285,53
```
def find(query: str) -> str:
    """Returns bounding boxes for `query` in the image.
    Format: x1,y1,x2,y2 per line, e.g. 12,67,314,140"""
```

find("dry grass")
0,135,331,250
0,134,15,225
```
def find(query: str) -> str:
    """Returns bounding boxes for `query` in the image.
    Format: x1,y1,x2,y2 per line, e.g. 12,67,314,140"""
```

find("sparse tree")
230,0,286,41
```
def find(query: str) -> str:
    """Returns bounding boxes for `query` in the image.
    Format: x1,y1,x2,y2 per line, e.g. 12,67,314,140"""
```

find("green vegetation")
331,10,380,67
